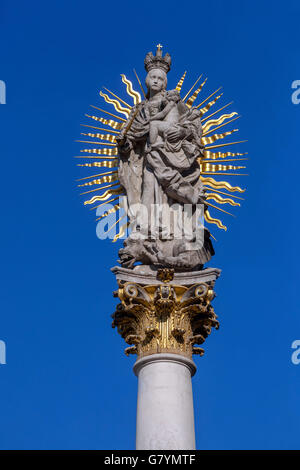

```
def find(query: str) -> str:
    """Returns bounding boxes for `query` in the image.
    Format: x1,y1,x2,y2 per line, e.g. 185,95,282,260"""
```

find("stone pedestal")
111,265,221,449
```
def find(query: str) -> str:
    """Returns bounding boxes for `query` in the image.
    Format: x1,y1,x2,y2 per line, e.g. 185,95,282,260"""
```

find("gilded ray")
206,193,240,207
80,183,121,196
80,148,118,156
133,69,146,99
195,87,222,109
81,132,117,143
113,221,130,242
77,169,118,181
198,93,223,116
203,188,244,200
90,196,119,211
175,71,187,92
90,105,127,122
85,114,124,130
89,196,120,211
202,150,247,160
204,210,227,231
201,163,246,172
186,78,207,107
205,140,247,150
100,92,131,117
202,172,248,176
76,140,116,146
84,187,124,205
80,181,120,195
202,112,238,134
183,75,203,102
205,201,235,217
95,203,120,222
200,176,245,193
121,74,141,105
78,174,119,188
202,158,248,163
77,160,118,168
204,116,240,137
105,214,126,236
80,124,120,134
201,101,233,123
201,129,238,146
74,155,118,159
103,87,132,109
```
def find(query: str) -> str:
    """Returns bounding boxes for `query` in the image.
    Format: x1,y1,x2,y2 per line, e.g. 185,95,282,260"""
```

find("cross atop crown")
144,45,171,74
156,43,163,56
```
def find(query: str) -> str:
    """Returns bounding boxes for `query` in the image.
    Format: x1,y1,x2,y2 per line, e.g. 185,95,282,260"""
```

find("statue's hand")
166,127,186,143
116,130,126,143
116,133,132,154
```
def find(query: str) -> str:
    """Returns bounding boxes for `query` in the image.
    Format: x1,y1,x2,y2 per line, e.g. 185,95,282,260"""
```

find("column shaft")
133,353,196,450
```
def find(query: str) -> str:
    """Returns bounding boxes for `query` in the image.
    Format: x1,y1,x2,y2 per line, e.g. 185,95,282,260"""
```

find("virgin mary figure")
116,46,214,270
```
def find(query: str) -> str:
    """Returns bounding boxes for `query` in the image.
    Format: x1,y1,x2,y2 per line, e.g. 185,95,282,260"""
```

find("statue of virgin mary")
116,46,214,270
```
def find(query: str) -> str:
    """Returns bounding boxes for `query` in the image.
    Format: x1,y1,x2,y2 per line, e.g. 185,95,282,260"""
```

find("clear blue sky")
0,0,299,450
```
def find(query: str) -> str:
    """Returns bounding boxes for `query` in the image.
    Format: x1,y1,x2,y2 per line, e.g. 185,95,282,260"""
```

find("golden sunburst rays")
199,109,247,233
202,112,238,134
95,206,129,242
175,71,187,92
206,193,241,206
201,129,238,146
198,93,223,116
120,74,141,105
80,124,120,134
176,72,248,225
201,101,233,123
95,202,121,222
176,73,249,226
95,205,129,243
80,132,117,143
77,73,144,241
204,210,227,231
182,75,205,103
77,170,119,189
202,150,248,160
77,160,118,168
185,78,208,108
76,70,248,238
201,163,246,173
201,177,246,193
174,73,249,231
85,114,125,130
80,148,119,156
112,221,130,242
99,91,131,117
89,105,127,122
133,69,146,99
83,187,125,205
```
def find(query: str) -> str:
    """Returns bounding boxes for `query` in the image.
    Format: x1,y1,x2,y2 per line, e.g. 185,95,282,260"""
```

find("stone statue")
76,43,246,383
116,46,214,270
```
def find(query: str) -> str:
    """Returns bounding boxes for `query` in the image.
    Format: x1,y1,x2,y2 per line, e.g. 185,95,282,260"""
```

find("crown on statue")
144,44,171,74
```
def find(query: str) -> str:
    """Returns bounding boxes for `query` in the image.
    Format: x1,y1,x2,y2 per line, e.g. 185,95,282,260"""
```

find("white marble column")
133,353,197,450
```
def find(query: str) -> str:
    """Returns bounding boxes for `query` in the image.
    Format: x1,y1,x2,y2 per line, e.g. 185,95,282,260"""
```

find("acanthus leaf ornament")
111,267,220,359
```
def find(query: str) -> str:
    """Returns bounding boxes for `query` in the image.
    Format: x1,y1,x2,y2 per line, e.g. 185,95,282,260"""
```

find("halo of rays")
76,69,248,239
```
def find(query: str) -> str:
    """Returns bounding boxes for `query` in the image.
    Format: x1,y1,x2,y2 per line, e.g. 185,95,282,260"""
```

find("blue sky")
0,0,300,450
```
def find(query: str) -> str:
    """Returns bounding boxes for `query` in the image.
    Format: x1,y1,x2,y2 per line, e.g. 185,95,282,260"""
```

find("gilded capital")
111,266,220,359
